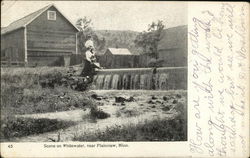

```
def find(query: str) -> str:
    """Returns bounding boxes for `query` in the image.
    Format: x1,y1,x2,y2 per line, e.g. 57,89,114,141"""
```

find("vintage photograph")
1,1,187,142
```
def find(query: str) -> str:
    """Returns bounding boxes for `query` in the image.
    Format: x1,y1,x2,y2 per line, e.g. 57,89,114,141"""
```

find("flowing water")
92,67,187,90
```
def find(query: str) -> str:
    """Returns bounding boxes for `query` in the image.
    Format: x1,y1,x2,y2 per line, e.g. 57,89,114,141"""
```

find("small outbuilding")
1,4,79,67
100,48,138,68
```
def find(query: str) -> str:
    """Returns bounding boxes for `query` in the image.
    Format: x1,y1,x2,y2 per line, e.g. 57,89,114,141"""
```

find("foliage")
76,17,143,56
134,20,165,59
95,30,143,55
76,17,106,54
0,67,95,115
90,107,110,119
74,118,187,141
1,117,75,140
0,67,97,140
147,58,165,67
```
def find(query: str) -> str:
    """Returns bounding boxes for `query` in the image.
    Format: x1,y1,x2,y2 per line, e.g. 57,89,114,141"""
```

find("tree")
134,20,165,66
76,17,106,54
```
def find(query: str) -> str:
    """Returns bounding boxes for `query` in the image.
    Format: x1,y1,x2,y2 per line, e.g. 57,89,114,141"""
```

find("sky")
1,1,187,32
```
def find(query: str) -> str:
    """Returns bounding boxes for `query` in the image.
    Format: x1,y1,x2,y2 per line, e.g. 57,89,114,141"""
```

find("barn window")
47,11,56,20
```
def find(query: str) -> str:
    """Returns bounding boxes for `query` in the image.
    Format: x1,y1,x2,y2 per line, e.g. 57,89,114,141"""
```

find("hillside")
95,30,143,55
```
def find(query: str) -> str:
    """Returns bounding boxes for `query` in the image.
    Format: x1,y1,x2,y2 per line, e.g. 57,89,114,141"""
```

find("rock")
115,96,126,103
151,105,156,108
120,107,126,110
98,102,104,106
91,94,98,99
121,102,126,106
151,95,157,100
162,106,170,111
172,99,178,104
112,103,116,106
176,94,182,98
127,96,135,102
95,97,102,100
156,100,162,104
148,100,156,104
90,108,110,119
115,96,134,102
163,96,170,101
91,94,102,100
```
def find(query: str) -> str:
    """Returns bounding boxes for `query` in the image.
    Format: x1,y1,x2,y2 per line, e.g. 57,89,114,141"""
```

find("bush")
74,118,187,141
1,116,75,140
1,67,95,116
0,67,96,141
90,107,110,119
1,86,94,116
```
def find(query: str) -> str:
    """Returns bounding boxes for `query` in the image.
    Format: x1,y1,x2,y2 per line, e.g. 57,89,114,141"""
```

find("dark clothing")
81,59,94,77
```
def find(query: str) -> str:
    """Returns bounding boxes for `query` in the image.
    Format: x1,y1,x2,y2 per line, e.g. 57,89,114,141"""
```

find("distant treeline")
94,30,143,55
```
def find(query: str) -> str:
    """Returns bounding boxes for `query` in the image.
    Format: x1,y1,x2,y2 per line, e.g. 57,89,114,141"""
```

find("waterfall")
95,75,105,89
159,73,168,90
134,74,140,89
111,74,120,89
103,75,112,90
91,67,187,90
140,74,147,89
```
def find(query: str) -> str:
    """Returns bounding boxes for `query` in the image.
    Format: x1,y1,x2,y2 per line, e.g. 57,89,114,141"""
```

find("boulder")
156,100,162,104
148,100,156,104
115,96,127,103
91,94,102,100
172,99,178,104
151,95,157,100
127,96,135,102
163,96,170,101
176,94,182,98
162,106,170,111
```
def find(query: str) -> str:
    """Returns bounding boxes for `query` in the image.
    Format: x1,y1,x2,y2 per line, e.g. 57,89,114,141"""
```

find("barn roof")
106,48,132,55
1,4,79,35
157,25,187,50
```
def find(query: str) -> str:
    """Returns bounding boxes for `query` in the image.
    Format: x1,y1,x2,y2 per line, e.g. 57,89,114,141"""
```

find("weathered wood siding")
158,48,187,67
27,56,65,66
100,50,137,69
138,54,151,67
1,28,25,65
157,25,187,67
26,6,77,54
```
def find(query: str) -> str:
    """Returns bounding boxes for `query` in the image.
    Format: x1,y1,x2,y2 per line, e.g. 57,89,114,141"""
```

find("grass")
1,67,95,140
1,67,94,115
73,117,187,141
1,117,76,141
1,85,94,116
90,107,110,119
1,67,187,141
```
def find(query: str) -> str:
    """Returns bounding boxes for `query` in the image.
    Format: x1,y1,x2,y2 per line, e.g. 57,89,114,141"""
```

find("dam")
92,67,187,90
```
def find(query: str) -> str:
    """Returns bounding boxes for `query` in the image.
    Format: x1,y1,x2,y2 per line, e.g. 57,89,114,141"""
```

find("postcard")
0,1,249,157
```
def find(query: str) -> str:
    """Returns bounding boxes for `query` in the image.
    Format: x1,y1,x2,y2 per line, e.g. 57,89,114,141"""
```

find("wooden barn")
136,25,187,68
157,25,187,67
100,48,139,69
1,4,79,67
